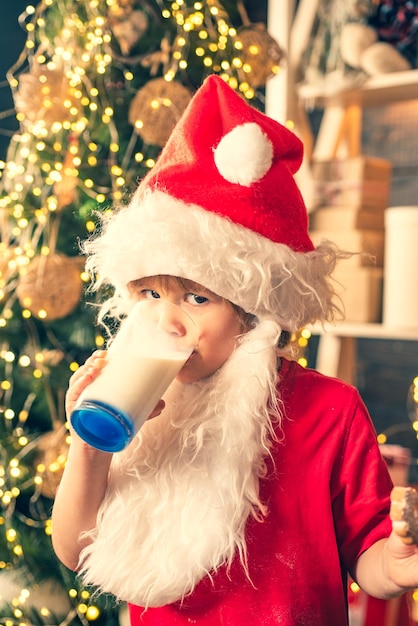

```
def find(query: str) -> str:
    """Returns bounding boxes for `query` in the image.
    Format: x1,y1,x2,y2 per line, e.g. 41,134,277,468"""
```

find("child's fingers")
148,399,165,419
66,351,107,416
69,351,106,383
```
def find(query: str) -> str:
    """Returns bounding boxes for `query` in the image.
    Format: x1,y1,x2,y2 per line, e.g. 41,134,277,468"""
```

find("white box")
383,206,418,329
310,230,385,267
311,156,392,210
309,206,384,231
333,267,383,323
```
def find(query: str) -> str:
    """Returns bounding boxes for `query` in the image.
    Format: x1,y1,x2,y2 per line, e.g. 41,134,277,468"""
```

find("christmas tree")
0,1,282,624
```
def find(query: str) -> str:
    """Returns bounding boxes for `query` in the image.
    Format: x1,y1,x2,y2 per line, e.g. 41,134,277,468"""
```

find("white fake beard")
78,320,282,608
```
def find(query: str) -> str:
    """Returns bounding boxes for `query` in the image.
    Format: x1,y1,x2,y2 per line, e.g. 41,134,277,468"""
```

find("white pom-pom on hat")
213,122,273,186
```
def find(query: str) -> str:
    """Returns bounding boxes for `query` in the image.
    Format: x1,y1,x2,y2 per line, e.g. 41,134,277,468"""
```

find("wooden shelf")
299,70,418,109
309,322,418,341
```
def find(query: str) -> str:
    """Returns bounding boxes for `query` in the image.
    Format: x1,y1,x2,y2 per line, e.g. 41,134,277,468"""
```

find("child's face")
128,275,246,383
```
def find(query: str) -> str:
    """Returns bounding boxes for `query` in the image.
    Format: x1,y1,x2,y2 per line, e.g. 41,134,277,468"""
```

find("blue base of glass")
71,400,135,452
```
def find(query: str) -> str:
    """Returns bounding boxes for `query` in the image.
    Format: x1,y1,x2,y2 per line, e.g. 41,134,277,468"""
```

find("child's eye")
185,293,208,305
141,289,161,299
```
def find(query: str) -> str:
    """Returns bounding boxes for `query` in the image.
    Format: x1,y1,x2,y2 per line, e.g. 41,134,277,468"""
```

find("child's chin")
175,370,201,384
176,360,208,384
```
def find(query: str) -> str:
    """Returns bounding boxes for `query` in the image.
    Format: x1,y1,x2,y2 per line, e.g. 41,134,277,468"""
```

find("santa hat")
141,74,313,252
85,75,339,331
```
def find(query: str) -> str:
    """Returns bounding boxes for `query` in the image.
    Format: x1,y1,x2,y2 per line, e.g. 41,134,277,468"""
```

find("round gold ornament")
237,23,285,88
129,78,192,146
17,253,84,320
14,66,81,128
0,244,15,280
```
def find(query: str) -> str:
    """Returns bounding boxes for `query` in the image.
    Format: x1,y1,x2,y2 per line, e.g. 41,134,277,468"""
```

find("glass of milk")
70,299,198,452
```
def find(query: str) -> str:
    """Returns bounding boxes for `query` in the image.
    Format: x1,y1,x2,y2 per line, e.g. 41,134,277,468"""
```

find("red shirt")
129,359,393,625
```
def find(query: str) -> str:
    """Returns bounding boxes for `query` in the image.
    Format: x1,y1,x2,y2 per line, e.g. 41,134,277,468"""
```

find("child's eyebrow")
186,282,210,294
127,278,156,292
185,282,219,299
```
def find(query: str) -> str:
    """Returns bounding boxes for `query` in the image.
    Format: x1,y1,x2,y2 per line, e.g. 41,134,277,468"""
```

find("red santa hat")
141,74,313,253
86,75,339,331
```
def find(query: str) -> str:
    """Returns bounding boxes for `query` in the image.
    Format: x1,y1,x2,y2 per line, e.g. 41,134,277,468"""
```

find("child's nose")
154,300,198,349
165,317,187,337
159,304,188,337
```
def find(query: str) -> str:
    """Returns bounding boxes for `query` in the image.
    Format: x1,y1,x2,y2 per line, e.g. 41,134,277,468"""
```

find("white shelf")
271,0,418,383
309,322,418,341
308,323,418,383
299,70,418,109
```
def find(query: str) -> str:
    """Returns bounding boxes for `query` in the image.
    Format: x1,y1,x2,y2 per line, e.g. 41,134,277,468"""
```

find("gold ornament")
17,253,84,320
141,37,171,77
109,0,137,10
109,8,149,55
129,78,192,146
237,23,285,88
53,139,80,209
14,66,82,129
35,425,69,499
0,244,16,281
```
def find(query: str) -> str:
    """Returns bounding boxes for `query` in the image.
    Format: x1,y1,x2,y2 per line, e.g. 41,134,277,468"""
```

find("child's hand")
384,486,418,590
384,529,418,591
66,350,108,418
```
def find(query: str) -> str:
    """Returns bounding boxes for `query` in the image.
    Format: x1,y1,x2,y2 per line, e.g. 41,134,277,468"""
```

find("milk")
80,351,186,425
70,300,198,452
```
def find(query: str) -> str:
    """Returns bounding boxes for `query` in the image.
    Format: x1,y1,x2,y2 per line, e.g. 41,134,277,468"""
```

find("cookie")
390,486,418,545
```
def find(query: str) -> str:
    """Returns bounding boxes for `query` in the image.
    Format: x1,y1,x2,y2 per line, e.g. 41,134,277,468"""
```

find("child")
51,75,418,626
